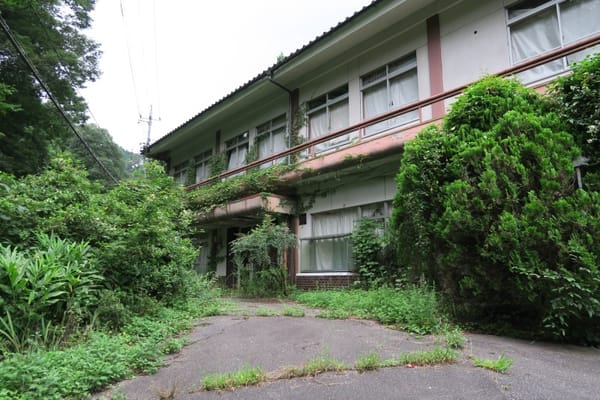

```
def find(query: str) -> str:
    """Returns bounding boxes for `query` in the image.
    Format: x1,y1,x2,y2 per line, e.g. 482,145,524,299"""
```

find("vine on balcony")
186,164,296,218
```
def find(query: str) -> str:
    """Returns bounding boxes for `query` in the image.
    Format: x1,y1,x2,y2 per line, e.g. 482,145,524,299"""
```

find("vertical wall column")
427,14,445,119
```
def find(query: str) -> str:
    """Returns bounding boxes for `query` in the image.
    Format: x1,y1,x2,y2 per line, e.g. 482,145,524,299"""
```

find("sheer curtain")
363,82,388,136
511,7,563,82
327,100,350,147
310,208,357,272
389,70,419,126
562,0,600,63
310,109,328,153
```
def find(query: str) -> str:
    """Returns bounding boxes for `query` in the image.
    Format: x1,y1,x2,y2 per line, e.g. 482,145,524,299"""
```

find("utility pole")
139,105,158,163
139,105,155,147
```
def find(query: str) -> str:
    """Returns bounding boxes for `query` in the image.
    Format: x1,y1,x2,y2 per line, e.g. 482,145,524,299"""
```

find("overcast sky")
81,0,373,153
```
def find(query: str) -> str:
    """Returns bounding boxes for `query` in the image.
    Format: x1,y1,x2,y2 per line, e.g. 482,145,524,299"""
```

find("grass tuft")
282,306,305,317
355,353,381,372
382,347,458,367
472,354,513,373
255,308,279,317
280,354,346,378
202,366,266,391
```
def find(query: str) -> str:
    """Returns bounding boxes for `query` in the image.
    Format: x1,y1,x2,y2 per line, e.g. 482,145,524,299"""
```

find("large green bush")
551,53,600,190
0,155,198,304
392,76,600,343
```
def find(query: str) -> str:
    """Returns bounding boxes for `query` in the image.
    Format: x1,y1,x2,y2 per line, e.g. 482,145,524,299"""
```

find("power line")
152,0,162,120
120,0,142,118
0,11,119,185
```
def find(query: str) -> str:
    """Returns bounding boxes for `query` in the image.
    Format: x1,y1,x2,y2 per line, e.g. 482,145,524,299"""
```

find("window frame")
173,161,188,185
506,0,600,82
194,149,212,183
256,113,287,167
306,84,350,153
224,131,249,171
360,52,419,136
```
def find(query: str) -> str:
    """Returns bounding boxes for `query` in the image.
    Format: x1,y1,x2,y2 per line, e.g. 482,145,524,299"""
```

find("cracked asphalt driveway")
95,299,600,400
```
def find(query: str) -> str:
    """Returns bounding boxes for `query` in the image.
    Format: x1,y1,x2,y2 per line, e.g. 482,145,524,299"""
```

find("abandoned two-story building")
145,0,600,288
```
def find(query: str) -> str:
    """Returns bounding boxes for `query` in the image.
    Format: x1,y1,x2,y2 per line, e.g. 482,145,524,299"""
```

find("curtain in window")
309,208,357,272
511,8,563,82
310,109,329,153
227,144,248,170
389,70,419,127
257,135,270,159
196,163,208,182
562,0,600,63
363,82,388,135
272,128,287,153
327,100,350,146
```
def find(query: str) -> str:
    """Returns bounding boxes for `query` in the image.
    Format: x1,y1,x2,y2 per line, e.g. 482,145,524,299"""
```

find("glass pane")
508,0,550,19
308,94,326,110
300,236,354,272
362,66,386,86
510,7,560,63
312,208,357,236
389,69,418,109
561,0,600,44
388,53,417,74
309,108,328,139
363,82,387,119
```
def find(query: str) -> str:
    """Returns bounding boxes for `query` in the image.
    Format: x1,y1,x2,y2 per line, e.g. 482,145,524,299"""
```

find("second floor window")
225,131,249,171
256,114,287,167
307,85,349,153
507,0,600,83
361,53,419,136
173,161,188,185
194,149,212,182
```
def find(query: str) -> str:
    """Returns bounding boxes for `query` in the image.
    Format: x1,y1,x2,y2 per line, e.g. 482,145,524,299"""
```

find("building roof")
145,0,382,154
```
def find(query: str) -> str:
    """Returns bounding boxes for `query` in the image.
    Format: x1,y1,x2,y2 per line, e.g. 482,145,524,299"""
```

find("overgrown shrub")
392,76,600,343
351,218,401,288
551,52,600,191
231,216,296,297
0,234,102,355
0,155,198,305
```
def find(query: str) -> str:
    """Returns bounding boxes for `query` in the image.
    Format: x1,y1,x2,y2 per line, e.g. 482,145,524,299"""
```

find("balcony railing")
186,33,600,190
299,234,354,273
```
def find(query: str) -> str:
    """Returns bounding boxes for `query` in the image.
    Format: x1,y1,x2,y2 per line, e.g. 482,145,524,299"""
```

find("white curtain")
310,109,328,153
363,82,388,136
328,100,350,146
227,144,247,170
389,70,419,127
511,7,564,82
309,208,357,272
562,0,600,63
195,163,208,182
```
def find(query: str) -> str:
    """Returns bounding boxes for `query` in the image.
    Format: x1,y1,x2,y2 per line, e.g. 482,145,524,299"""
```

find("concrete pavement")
94,299,600,400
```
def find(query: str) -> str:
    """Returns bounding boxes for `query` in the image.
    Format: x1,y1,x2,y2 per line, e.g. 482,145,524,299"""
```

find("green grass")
382,347,458,367
292,286,440,334
202,366,266,391
355,353,381,372
0,289,224,400
255,307,279,317
280,354,346,378
443,326,466,349
472,354,513,373
282,306,305,317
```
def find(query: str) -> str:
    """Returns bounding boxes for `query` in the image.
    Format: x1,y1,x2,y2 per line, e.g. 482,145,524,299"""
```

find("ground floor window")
299,202,391,273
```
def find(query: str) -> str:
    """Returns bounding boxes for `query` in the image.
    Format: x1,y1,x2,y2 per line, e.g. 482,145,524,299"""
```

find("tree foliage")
231,215,296,297
392,76,599,343
66,124,131,184
0,154,198,304
551,53,600,190
0,0,100,175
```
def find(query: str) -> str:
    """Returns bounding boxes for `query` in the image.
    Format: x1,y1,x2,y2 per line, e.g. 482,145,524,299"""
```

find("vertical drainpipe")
267,72,299,283
267,71,295,164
